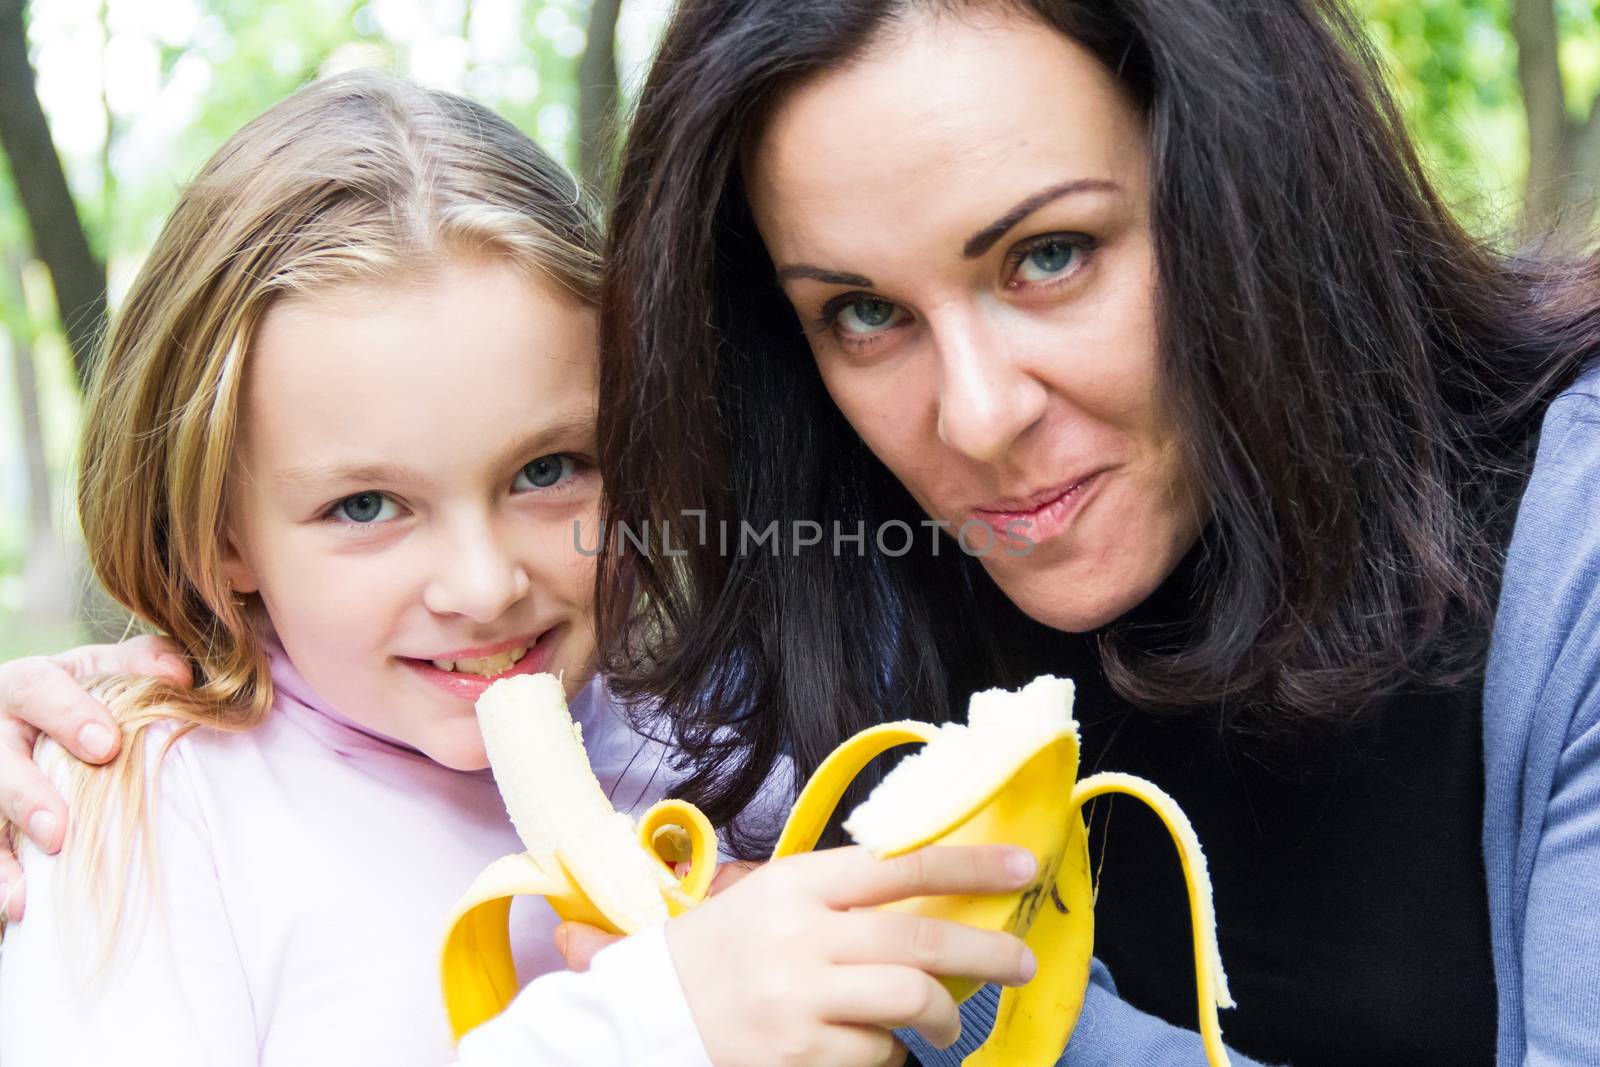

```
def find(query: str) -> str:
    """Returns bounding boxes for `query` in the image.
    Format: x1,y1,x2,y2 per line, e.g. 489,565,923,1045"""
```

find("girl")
0,70,1033,1067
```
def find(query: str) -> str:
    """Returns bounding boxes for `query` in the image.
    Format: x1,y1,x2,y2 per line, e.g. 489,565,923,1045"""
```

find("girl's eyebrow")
277,460,430,489
275,412,598,489
496,412,598,466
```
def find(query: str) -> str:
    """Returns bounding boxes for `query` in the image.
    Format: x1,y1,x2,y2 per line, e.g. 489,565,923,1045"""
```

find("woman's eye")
513,454,576,491
332,491,398,524
1014,238,1087,284
836,297,904,335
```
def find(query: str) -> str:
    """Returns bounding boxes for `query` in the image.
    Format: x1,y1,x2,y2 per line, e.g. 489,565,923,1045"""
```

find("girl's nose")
423,521,532,623
931,309,1048,463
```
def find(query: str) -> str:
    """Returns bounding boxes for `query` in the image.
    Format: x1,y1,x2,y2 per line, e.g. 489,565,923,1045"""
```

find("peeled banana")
439,674,719,1040
440,673,1234,1067
771,676,1234,1066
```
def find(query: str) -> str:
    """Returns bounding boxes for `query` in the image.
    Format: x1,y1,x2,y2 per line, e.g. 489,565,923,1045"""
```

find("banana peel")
440,673,1234,1067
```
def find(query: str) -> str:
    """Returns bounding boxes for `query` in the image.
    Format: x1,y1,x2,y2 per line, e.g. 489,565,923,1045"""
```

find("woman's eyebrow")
772,178,1121,287
962,178,1120,258
774,264,875,287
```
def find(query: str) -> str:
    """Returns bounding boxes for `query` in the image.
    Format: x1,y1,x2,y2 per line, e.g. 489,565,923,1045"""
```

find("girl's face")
223,257,600,770
747,7,1205,632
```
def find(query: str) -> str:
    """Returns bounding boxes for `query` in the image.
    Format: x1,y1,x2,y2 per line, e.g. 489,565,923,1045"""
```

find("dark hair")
596,0,1600,851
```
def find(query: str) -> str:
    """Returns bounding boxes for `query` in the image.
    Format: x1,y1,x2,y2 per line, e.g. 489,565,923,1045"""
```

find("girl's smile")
400,624,566,702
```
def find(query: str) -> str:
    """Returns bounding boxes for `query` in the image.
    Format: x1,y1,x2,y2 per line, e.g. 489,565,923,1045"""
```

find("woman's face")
747,6,1205,631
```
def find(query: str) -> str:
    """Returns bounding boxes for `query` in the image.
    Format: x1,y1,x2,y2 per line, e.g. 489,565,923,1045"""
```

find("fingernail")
1018,945,1038,982
28,811,59,850
1007,849,1038,882
553,923,569,956
79,723,116,760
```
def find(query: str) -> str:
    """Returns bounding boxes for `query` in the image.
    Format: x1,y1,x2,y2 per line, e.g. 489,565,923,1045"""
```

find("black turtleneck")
1051,625,1497,1066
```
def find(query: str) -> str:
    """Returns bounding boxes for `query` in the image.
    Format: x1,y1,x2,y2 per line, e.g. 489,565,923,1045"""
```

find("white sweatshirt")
0,650,777,1066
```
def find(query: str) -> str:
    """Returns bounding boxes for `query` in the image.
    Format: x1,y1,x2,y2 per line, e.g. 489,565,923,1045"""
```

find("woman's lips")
401,626,561,702
971,472,1103,549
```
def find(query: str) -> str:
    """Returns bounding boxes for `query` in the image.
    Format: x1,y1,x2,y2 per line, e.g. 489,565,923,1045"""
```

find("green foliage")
76,1,600,267
1362,0,1523,232
1361,0,1600,234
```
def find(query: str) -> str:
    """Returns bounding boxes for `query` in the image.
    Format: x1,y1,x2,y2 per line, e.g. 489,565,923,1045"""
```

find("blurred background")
1,0,1598,659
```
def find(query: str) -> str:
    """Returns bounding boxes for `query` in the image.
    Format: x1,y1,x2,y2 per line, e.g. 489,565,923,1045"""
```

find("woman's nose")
930,309,1048,463
422,520,532,623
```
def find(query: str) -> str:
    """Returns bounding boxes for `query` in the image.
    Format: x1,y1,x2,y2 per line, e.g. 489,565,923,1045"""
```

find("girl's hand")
0,636,190,920
666,843,1039,1067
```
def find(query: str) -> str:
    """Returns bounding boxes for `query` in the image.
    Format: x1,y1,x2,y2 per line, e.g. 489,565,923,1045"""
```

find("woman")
6,0,1600,1064
593,0,1600,1063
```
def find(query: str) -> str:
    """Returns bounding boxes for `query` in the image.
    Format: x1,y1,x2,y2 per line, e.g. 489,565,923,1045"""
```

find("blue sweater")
904,363,1600,1066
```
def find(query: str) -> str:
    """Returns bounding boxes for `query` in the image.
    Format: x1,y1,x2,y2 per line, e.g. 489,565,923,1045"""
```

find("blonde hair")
1,70,602,964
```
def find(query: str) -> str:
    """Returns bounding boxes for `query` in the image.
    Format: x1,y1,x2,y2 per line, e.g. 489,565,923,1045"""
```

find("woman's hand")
663,843,1038,1067
0,635,190,920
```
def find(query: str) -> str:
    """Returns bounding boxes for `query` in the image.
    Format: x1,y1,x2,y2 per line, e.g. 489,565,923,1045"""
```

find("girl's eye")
332,491,398,524
1014,237,1087,284
836,297,906,336
513,454,576,491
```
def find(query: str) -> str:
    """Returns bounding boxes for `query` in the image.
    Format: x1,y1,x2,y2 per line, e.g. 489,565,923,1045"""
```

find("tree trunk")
4,250,71,627
98,0,117,236
577,0,622,196
1568,92,1600,239
0,0,107,387
1512,0,1570,237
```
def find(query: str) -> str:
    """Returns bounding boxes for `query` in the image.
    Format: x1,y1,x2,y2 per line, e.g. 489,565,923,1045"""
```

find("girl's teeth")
429,646,532,678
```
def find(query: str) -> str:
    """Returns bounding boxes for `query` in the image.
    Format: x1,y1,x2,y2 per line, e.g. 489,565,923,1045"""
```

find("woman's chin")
986,559,1165,634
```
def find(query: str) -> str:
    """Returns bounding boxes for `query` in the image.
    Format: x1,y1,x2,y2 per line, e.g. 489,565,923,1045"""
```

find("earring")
227,581,247,607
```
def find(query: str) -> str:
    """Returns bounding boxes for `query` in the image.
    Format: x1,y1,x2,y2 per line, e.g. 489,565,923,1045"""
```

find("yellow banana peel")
441,673,1234,1067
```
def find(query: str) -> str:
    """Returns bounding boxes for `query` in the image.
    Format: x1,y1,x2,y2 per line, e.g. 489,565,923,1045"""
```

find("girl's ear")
220,532,260,595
